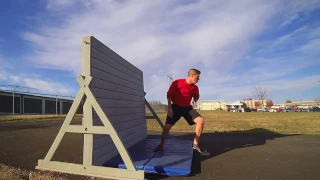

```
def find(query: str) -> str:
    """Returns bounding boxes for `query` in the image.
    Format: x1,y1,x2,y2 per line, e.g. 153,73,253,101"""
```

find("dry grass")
0,163,30,180
0,114,83,122
0,163,109,180
147,110,320,134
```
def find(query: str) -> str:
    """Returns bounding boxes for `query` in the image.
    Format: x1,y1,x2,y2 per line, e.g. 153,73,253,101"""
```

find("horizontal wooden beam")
36,160,145,180
66,125,110,135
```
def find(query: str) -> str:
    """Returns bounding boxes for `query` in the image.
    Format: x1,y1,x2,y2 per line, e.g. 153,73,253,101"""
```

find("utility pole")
167,72,173,89
56,90,59,117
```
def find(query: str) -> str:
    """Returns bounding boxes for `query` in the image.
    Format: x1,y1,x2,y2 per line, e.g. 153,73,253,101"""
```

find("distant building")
226,100,245,110
0,90,83,115
242,99,267,109
284,101,320,107
199,100,226,110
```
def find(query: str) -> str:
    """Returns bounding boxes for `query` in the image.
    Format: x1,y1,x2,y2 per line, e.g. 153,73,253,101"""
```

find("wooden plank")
87,36,147,169
93,112,145,127
118,124,146,141
92,129,147,162
91,48,142,82
93,136,113,151
91,57,143,87
36,160,145,180
93,123,146,150
91,78,144,97
77,75,137,171
96,98,145,108
93,148,119,166
93,107,145,118
90,37,143,77
91,87,144,102
66,125,110,135
91,68,143,92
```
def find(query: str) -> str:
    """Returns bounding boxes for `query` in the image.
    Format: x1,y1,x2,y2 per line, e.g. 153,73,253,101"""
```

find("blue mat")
103,138,193,176
144,139,193,176
103,139,158,170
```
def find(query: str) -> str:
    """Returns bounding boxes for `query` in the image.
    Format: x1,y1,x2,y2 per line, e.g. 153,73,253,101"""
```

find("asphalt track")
0,118,320,180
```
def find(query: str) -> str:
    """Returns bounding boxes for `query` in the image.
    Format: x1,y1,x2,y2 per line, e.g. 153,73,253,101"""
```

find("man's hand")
192,101,197,108
167,106,173,117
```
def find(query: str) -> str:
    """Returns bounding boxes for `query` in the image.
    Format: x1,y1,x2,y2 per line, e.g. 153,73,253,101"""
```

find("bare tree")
147,100,166,113
313,97,320,106
252,86,267,109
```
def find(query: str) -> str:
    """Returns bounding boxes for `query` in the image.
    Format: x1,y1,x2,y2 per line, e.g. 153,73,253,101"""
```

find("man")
154,68,205,153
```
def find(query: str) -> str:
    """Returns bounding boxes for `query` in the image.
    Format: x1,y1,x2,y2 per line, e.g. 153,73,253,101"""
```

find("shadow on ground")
145,128,298,179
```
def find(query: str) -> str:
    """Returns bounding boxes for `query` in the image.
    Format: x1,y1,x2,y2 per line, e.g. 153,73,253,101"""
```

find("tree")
147,100,164,112
252,86,267,108
266,99,274,108
314,97,320,106
252,86,267,100
255,101,261,108
243,98,253,100
285,100,292,103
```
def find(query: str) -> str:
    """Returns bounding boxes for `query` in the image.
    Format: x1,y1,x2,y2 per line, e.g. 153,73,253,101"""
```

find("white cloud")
280,13,300,27
46,0,77,10
0,66,76,98
22,78,74,96
297,38,320,53
201,74,320,103
19,0,320,103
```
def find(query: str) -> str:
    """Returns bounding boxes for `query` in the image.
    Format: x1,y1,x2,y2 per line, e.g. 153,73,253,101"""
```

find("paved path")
0,119,320,180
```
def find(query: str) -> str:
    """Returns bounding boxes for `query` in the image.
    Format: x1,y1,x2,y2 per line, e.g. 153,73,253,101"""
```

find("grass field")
1,111,319,134
147,110,320,134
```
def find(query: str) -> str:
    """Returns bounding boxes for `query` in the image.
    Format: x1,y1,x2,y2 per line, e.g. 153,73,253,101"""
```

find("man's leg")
159,123,172,145
183,108,205,152
154,105,181,152
193,115,205,145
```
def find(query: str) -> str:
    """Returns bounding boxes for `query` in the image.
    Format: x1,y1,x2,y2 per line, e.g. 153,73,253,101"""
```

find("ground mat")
103,138,193,176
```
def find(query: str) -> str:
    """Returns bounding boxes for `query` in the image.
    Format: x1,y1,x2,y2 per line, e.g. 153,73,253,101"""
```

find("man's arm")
167,98,173,108
167,80,178,107
192,86,200,107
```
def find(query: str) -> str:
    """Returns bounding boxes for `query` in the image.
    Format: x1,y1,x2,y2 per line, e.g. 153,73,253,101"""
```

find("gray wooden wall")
86,36,147,166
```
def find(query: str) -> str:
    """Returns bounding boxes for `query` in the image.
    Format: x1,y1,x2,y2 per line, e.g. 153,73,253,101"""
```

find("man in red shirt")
154,68,205,153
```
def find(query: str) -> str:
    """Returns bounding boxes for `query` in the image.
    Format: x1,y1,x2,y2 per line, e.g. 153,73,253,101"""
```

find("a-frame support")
36,75,145,180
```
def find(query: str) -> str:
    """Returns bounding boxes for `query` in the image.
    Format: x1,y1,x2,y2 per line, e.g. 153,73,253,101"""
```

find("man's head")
187,68,201,84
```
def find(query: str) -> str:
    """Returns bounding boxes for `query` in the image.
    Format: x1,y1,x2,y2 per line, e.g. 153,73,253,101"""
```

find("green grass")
1,111,319,134
147,110,320,134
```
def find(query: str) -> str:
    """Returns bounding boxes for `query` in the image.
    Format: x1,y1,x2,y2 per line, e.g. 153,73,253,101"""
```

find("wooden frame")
36,36,166,180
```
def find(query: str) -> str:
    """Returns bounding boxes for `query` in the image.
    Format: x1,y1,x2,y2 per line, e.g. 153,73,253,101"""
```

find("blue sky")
0,0,319,104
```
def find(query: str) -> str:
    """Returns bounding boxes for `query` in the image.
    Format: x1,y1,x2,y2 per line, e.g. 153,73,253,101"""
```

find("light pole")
56,90,59,117
167,72,173,89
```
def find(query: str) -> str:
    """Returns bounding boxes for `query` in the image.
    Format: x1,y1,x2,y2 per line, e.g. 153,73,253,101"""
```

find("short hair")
188,68,201,76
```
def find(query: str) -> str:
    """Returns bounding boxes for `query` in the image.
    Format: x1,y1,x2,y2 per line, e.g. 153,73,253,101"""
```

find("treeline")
146,100,168,113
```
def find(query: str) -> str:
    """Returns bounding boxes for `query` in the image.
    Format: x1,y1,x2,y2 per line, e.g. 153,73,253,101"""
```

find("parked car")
269,108,277,112
277,108,283,112
293,107,299,112
283,108,294,112
307,107,320,112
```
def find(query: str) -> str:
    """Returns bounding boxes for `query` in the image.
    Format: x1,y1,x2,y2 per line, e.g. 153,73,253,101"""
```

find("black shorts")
166,104,201,126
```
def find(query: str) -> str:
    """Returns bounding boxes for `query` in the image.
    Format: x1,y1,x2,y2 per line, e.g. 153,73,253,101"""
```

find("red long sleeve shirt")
167,79,200,107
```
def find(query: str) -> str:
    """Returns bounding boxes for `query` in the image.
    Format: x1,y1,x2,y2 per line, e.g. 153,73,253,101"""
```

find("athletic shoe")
193,143,204,153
